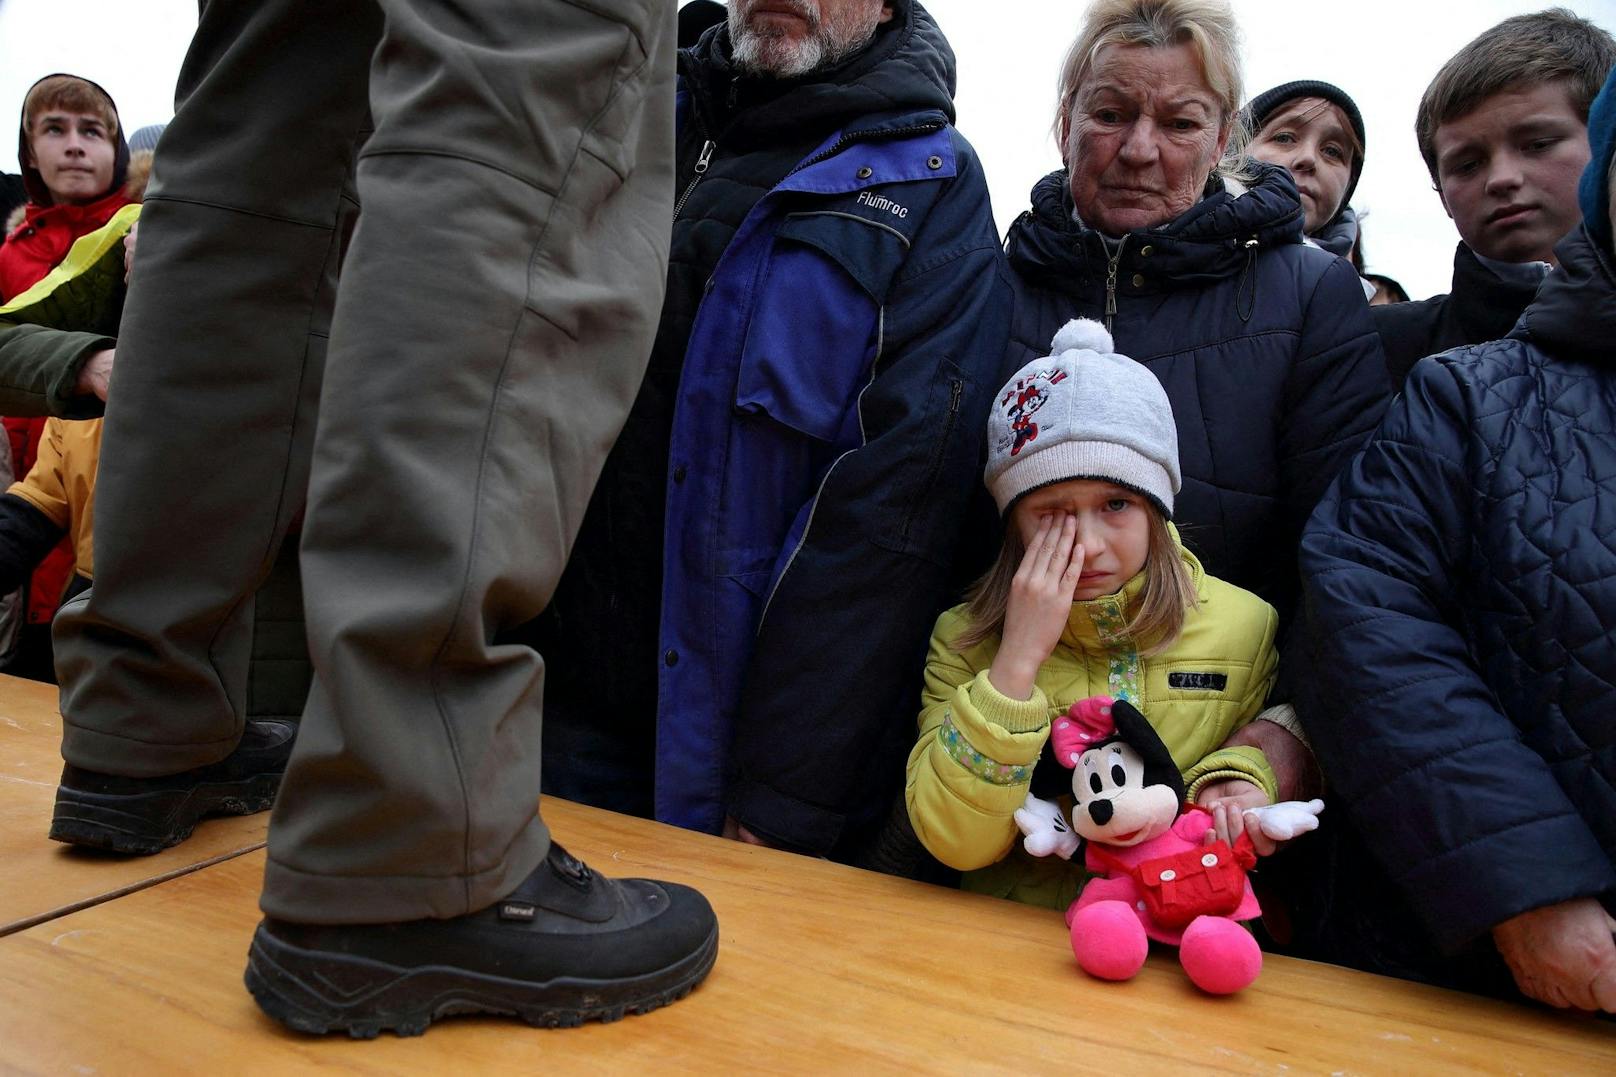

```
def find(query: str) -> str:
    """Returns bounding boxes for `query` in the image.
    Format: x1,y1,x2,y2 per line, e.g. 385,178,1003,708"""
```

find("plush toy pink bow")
1051,695,1118,768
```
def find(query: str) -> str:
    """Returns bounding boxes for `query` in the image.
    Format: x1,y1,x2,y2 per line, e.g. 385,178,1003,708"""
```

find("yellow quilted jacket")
905,541,1277,907
8,415,100,578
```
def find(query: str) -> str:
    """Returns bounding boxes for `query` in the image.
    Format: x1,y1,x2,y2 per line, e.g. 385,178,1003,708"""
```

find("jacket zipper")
673,139,715,221
786,121,945,177
1103,236,1130,334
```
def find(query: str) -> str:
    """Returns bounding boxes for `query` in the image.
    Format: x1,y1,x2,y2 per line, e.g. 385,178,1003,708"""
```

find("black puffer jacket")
1300,222,1616,965
1371,240,1543,388
1006,165,1388,632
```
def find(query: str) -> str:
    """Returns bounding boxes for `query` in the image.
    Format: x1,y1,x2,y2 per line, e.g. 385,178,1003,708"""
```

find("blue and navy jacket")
645,5,1010,853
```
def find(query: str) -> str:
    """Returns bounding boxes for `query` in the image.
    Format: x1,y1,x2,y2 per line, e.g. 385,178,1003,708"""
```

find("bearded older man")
530,0,1011,859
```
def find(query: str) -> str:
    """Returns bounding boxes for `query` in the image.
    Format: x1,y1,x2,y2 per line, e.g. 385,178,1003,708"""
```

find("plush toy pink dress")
1065,806,1263,994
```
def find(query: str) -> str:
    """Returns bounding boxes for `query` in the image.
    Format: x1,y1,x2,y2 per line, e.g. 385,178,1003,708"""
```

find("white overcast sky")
1,0,1612,298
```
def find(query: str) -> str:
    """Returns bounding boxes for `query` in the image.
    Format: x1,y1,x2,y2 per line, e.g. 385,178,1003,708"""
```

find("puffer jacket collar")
1006,161,1306,293
1514,222,1616,367
678,0,955,150
1310,204,1359,259
1058,530,1208,651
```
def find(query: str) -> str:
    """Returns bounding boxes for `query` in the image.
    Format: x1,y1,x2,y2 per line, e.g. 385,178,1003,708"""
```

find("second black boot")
51,718,296,854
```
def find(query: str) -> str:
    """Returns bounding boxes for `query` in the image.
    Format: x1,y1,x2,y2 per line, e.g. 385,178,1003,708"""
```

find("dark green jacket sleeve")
0,322,111,419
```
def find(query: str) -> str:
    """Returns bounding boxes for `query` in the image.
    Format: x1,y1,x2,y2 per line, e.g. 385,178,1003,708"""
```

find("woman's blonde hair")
1054,0,1250,179
955,506,1198,655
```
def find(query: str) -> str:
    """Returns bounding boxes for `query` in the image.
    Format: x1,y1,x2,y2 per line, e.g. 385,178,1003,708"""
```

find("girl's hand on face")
988,514,1084,701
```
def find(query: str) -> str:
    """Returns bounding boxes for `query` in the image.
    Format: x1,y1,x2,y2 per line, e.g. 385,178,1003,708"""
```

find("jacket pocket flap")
735,239,877,443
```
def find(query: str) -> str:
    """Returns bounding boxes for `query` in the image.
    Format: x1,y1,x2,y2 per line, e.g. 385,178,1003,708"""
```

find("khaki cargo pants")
54,0,674,922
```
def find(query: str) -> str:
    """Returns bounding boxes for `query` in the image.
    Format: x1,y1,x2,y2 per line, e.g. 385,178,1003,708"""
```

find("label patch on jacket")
856,190,909,218
1168,672,1227,691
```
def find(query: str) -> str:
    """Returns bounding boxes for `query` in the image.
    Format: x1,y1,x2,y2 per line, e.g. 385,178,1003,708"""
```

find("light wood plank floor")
3,797,1613,1072
0,674,267,936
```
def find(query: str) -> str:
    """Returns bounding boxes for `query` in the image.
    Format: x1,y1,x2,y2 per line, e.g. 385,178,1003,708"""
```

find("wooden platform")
0,675,266,936
3,674,1615,1072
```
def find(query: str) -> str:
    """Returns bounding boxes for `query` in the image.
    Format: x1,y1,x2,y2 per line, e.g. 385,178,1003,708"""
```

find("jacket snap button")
672,465,688,483
927,155,942,169
664,649,679,667
856,166,873,179
1158,869,1176,882
1140,245,1153,256
1131,273,1145,288
1201,852,1218,867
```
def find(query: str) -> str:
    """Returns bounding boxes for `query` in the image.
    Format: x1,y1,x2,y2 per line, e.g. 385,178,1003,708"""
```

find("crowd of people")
0,0,1612,1036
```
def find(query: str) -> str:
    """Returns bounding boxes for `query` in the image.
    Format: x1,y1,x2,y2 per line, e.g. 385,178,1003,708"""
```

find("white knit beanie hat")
985,319,1181,517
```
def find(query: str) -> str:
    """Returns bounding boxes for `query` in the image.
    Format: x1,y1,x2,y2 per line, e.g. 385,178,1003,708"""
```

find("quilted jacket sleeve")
905,615,1052,871
727,133,1015,855
1280,255,1390,541
1269,253,1391,708
1186,605,1280,802
1300,357,1616,953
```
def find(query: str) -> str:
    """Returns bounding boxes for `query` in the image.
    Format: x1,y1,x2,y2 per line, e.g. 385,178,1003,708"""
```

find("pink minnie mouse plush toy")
1014,696,1322,994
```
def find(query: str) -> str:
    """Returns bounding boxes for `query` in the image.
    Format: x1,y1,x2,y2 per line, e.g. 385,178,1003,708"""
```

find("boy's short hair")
1416,8,1616,186
22,75,119,141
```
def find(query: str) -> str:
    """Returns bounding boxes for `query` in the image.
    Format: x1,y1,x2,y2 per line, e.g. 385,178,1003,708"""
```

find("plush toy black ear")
1110,700,1185,805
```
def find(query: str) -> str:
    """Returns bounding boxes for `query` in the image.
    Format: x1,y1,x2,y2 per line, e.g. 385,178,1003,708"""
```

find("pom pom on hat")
1050,318,1114,356
984,320,1180,517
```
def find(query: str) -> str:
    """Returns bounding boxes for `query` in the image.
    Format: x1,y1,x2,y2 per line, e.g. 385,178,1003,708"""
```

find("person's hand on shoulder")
1492,898,1616,1013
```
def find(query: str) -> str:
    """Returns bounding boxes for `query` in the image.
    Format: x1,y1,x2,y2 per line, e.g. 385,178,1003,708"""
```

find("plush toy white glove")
1014,793,1080,860
1243,798,1325,842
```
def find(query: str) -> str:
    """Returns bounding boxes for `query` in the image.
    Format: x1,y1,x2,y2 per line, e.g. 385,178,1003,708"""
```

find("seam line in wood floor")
0,841,268,938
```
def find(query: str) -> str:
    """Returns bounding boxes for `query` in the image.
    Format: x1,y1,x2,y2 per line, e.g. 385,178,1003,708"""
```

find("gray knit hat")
985,319,1180,518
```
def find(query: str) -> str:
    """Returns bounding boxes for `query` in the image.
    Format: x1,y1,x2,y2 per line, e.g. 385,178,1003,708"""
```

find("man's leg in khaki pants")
49,0,380,853
244,1,716,1035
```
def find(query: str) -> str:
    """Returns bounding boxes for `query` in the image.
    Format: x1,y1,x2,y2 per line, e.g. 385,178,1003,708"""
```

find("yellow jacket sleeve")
905,612,1054,871
7,418,70,528
1185,602,1280,803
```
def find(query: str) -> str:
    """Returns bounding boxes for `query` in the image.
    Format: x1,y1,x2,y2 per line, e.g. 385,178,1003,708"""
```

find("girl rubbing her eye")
905,320,1283,911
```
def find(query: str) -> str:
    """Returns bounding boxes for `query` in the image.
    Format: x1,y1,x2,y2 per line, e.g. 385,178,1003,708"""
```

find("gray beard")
732,29,830,78
728,3,881,79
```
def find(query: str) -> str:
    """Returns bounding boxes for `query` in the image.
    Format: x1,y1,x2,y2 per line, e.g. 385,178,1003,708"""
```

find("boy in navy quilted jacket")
1299,68,1616,1015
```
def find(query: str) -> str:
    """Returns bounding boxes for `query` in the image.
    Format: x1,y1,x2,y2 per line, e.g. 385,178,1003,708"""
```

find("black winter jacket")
1371,241,1542,389
1300,223,1616,965
1005,166,1389,633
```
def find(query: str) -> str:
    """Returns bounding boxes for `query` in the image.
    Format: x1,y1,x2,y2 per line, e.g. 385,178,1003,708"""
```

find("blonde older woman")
1000,0,1388,819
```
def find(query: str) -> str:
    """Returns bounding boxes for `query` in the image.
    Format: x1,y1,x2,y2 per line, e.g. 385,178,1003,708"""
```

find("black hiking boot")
50,719,296,854
244,842,719,1037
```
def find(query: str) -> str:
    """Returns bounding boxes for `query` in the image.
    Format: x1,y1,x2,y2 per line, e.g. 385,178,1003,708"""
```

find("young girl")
1244,80,1366,260
906,319,1278,910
